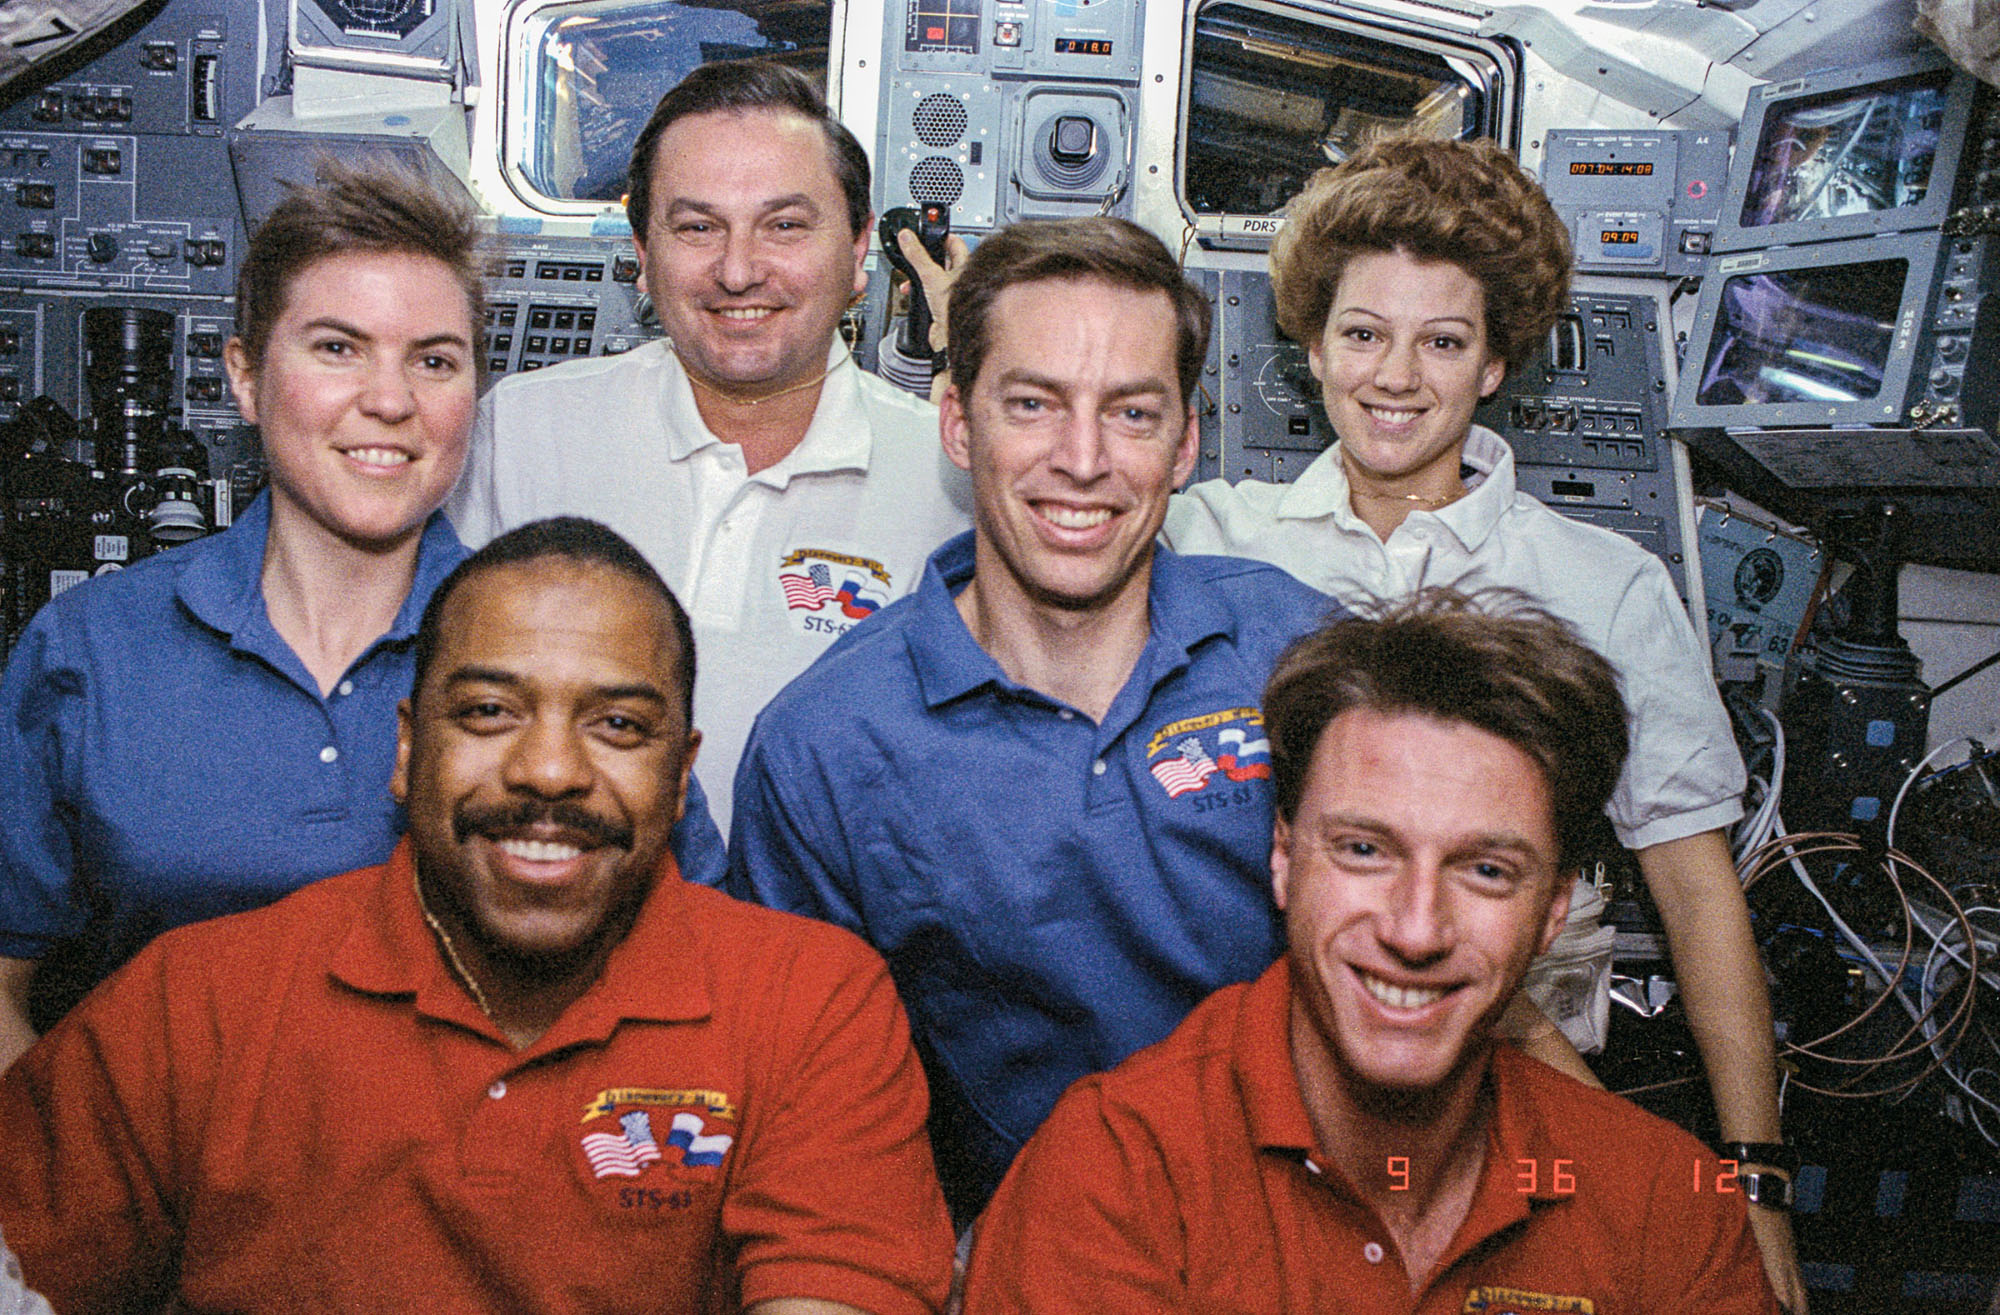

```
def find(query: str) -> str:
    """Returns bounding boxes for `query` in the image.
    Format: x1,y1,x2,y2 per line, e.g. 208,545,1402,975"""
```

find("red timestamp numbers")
1386,1157,1577,1194
1696,1159,1744,1193
1383,1157,1756,1194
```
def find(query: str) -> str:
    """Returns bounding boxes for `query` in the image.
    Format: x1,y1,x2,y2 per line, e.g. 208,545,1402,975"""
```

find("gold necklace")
1341,451,1466,509
1349,484,1465,509
675,342,851,408
414,867,497,1021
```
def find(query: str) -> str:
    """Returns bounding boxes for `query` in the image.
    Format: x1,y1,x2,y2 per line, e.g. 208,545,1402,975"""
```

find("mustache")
452,799,634,852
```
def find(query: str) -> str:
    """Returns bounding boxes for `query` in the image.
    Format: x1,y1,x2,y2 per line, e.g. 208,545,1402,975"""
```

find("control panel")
1542,129,1731,278
482,232,656,377
1474,282,1692,592
1192,266,1331,485
0,133,238,301
873,0,1143,231
0,0,258,139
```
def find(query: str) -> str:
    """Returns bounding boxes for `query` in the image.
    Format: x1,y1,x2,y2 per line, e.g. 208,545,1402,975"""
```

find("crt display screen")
1694,258,1908,407
1738,71,1952,230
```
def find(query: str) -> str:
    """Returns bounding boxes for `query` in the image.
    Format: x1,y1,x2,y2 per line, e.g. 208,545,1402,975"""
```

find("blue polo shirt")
725,531,1334,1220
0,494,723,1017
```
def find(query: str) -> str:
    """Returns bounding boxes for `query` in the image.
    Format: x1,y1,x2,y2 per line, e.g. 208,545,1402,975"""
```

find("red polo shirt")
1,841,953,1314
965,959,1779,1315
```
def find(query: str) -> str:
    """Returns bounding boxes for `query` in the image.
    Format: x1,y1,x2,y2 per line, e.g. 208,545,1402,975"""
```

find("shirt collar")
660,339,872,483
1238,958,1322,1155
328,838,714,1049
175,494,465,648
906,533,1007,708
1482,1045,1566,1197
389,512,470,639
1272,427,1518,553
1426,426,1515,554
904,532,1239,709
174,489,276,638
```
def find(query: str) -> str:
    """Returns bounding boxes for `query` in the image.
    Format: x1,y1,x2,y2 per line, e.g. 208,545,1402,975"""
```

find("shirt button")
319,745,339,763
1059,709,1075,721
488,1080,507,1100
336,680,354,697
1092,759,1107,776
1363,1242,1385,1264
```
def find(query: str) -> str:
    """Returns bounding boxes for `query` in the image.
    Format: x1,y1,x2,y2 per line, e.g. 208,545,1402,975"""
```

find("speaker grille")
913,94,967,147
908,157,964,206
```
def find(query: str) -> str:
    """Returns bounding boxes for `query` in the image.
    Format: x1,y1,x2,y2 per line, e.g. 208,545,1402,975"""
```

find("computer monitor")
1669,230,1942,431
1712,51,1974,254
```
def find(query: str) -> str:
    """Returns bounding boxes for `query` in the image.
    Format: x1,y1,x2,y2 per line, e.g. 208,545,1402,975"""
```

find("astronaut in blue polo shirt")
725,216,1334,1223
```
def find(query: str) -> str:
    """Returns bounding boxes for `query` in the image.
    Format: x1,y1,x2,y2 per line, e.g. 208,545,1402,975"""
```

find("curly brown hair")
1269,136,1571,371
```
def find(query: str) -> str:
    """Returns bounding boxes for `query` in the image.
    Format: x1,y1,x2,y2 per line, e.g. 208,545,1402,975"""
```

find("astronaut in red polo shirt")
964,590,1782,1315
0,517,953,1315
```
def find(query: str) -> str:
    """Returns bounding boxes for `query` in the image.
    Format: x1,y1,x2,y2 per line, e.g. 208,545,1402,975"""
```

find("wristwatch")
1738,1168,1794,1212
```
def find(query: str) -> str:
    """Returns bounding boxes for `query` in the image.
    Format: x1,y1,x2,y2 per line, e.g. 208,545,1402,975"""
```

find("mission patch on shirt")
776,547,895,638
1461,1286,1597,1313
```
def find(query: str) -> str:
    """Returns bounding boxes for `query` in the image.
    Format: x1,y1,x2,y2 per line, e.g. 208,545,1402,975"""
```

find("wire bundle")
1734,710,2000,1144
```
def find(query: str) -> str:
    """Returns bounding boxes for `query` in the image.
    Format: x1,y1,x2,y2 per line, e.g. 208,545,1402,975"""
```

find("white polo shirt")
448,340,973,827
1163,427,1744,850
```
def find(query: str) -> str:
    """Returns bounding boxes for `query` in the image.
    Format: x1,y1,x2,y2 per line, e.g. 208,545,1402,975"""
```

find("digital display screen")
1570,162,1653,176
313,0,430,39
1055,36,1113,55
1740,73,1951,229
1601,230,1641,244
1695,258,1907,407
905,0,980,55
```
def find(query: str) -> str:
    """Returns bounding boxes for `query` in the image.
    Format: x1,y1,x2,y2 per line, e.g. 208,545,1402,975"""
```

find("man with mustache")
962,594,1779,1314
727,218,1332,1224
0,518,953,1314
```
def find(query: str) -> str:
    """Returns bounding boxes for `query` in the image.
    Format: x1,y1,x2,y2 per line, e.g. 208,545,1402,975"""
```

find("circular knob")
86,233,118,263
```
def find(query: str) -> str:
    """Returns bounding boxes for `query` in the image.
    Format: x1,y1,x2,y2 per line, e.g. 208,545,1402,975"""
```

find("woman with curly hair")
1165,134,1806,1312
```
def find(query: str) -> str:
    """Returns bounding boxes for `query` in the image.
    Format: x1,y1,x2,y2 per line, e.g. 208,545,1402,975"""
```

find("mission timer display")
1570,162,1655,176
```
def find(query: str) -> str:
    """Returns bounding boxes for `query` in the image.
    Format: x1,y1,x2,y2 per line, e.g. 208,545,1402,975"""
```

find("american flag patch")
780,563,838,611
582,1110,664,1179
1149,736,1218,798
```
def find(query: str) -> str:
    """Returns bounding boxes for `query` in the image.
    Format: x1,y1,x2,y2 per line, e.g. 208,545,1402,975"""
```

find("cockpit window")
1181,0,1507,221
508,0,830,210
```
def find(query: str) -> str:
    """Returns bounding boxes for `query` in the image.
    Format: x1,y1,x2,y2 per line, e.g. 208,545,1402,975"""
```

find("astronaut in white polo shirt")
449,62,970,825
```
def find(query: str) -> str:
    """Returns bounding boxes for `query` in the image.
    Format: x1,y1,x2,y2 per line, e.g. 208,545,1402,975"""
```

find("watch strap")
1715,1140,1799,1174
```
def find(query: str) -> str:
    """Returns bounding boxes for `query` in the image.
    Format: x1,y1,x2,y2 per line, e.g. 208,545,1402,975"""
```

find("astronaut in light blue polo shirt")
725,217,1334,1223
0,495,725,1037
